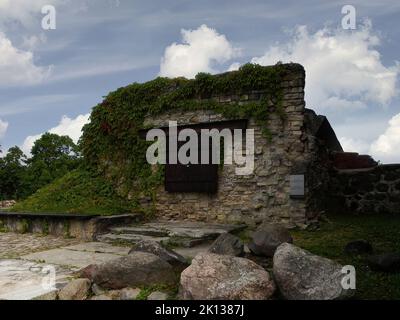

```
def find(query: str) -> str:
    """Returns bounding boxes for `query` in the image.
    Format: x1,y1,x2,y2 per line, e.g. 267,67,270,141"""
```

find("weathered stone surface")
120,288,141,300
147,291,168,300
180,253,276,300
208,233,244,256
344,240,372,255
367,253,400,272
249,224,293,257
32,290,58,300
23,248,123,269
90,294,112,300
58,278,91,300
91,283,105,296
129,240,188,270
273,243,351,300
80,252,176,290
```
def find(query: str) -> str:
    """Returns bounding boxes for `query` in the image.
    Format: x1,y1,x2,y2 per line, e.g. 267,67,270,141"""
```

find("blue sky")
0,0,399,162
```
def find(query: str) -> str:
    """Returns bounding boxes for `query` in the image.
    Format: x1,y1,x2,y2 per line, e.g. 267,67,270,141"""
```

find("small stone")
129,240,188,271
91,283,105,296
58,278,91,300
367,253,400,272
208,233,244,256
147,291,168,300
249,223,293,257
90,294,112,300
120,288,141,300
344,240,373,255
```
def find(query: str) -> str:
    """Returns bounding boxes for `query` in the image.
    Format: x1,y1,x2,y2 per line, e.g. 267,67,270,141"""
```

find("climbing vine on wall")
80,62,294,204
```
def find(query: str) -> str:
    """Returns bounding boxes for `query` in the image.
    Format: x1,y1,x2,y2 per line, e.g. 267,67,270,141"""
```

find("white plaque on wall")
290,175,305,198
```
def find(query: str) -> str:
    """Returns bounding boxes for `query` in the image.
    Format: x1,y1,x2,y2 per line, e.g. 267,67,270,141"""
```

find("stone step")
109,226,169,237
97,233,170,246
110,221,246,240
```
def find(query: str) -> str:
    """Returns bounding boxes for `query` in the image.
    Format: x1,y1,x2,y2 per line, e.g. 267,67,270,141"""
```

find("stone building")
141,63,343,227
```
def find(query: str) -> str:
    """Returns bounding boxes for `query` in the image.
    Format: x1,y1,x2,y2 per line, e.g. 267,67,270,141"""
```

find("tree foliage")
0,133,81,200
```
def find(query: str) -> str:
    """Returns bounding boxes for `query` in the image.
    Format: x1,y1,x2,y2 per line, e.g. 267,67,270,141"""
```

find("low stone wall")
329,164,400,214
0,213,140,240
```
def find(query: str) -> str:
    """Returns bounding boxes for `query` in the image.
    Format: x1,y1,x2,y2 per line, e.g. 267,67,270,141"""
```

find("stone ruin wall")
141,65,323,227
328,165,400,215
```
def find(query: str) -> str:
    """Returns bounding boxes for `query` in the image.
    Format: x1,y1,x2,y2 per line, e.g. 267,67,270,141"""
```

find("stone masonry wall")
329,165,400,215
142,65,312,227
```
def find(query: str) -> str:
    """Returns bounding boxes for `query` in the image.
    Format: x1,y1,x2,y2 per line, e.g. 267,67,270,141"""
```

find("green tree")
21,133,81,198
0,146,27,200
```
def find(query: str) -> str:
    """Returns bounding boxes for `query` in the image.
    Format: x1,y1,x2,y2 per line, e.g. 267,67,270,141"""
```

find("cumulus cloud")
370,113,400,163
21,113,90,155
247,22,399,111
0,32,51,87
0,118,8,139
160,24,239,78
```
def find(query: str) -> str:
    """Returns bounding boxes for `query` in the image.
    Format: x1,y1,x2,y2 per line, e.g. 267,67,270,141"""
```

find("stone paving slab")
62,242,130,255
0,259,73,300
0,232,80,259
21,248,123,269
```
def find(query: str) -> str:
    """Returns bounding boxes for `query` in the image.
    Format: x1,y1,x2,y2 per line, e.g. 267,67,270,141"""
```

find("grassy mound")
10,169,136,215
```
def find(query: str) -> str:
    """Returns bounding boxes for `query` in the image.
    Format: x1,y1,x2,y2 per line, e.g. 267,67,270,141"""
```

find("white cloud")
0,32,51,87
339,136,370,154
370,113,400,163
0,118,8,140
246,22,399,111
21,113,90,155
160,24,239,79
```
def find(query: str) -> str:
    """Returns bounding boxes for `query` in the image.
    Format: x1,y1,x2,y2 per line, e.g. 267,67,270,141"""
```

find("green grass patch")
10,169,137,216
292,214,400,300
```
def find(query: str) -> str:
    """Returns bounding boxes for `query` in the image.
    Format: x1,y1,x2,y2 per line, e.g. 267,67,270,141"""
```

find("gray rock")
208,233,244,256
90,294,112,300
32,290,58,300
273,243,352,300
120,288,141,300
129,240,188,271
91,283,106,296
147,291,168,300
249,223,293,257
80,252,176,290
367,253,400,272
58,278,91,300
344,240,372,255
180,253,275,300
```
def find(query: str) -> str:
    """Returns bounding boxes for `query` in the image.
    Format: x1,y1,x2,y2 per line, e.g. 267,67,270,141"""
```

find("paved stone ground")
0,221,231,300
0,232,81,259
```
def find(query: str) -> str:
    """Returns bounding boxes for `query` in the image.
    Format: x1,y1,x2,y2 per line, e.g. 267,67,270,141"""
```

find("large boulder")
58,278,91,300
367,253,400,272
79,252,176,290
273,243,352,300
208,233,244,256
249,223,293,257
180,253,275,300
129,240,188,271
